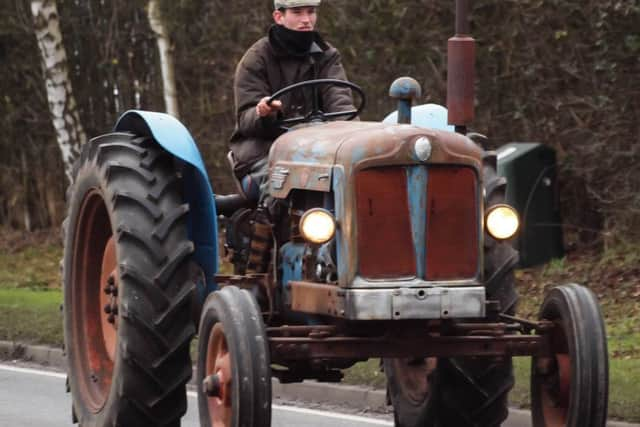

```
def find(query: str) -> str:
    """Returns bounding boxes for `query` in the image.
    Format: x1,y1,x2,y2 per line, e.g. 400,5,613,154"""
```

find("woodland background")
1,0,639,251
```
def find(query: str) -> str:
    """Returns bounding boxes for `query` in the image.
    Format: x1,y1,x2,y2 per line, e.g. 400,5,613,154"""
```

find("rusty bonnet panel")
268,121,483,198
268,121,379,198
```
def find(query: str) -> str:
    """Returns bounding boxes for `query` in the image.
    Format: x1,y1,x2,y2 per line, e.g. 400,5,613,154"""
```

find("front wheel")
531,283,609,427
63,133,195,426
196,286,272,427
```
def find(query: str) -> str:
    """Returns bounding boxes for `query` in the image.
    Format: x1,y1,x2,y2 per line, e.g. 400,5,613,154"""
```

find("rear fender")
114,110,218,293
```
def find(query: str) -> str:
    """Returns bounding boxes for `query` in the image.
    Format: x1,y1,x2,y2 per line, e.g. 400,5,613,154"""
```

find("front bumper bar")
289,281,485,320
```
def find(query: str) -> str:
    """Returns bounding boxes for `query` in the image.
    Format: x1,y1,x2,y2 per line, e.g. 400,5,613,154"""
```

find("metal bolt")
203,374,222,397
104,304,112,314
107,314,116,324
107,276,115,285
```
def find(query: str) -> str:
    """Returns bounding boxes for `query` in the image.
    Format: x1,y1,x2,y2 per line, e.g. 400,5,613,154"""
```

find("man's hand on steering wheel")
264,79,366,129
256,97,283,117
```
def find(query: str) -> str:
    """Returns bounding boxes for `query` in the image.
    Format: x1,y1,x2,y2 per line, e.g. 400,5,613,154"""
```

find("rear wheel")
385,160,519,427
531,284,608,427
63,133,195,426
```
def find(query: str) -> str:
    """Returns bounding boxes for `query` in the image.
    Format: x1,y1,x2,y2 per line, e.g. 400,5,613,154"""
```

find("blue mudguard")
114,110,218,292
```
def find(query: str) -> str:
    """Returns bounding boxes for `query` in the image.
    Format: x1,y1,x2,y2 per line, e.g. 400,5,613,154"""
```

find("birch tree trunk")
31,0,87,183
148,0,180,118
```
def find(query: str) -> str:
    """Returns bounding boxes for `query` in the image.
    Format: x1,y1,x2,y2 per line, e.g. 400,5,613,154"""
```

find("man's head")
273,0,321,31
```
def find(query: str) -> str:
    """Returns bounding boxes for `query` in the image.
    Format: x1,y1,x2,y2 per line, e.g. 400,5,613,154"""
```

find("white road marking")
0,364,66,379
187,391,393,426
0,364,392,426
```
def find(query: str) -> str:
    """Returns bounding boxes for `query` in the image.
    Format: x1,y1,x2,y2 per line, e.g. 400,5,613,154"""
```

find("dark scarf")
269,24,324,57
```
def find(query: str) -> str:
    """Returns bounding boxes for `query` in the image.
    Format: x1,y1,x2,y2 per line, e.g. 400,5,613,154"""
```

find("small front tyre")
531,283,609,427
196,286,272,427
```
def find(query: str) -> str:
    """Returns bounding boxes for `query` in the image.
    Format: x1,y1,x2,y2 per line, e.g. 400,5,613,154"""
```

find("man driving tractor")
229,0,356,201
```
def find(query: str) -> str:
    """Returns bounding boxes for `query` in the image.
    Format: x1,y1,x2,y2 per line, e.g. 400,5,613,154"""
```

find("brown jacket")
229,28,355,175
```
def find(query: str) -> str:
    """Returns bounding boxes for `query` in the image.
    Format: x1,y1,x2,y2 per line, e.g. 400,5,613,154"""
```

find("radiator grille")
355,166,479,281
355,168,415,278
425,167,479,280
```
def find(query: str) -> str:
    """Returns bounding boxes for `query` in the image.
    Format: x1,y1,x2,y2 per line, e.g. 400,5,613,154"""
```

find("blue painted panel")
332,166,348,283
383,104,455,131
280,242,320,325
280,242,305,291
407,166,428,279
114,110,219,291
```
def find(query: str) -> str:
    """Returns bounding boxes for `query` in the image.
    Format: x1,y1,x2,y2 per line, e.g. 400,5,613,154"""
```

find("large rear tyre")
196,286,272,427
531,284,608,427
385,160,518,427
63,133,195,426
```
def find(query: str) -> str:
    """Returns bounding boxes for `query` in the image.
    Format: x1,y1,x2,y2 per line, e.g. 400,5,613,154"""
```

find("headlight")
299,208,336,244
485,204,520,240
414,137,432,162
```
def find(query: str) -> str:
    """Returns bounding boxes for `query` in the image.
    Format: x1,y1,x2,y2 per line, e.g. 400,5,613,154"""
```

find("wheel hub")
99,237,118,362
206,324,232,427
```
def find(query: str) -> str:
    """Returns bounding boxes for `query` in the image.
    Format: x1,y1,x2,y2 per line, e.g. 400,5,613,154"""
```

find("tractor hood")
268,121,483,198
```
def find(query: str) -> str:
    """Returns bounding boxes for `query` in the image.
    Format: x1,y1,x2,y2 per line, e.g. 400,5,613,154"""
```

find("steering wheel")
266,78,366,129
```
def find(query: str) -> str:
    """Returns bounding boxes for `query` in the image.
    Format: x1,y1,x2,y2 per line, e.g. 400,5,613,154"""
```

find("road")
2,363,629,427
0,364,392,427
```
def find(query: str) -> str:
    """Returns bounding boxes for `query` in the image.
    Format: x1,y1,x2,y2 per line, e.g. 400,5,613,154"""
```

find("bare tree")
31,0,87,183
148,0,180,118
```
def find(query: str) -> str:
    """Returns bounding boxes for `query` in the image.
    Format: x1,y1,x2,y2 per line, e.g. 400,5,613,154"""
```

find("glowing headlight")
486,204,520,240
299,209,336,244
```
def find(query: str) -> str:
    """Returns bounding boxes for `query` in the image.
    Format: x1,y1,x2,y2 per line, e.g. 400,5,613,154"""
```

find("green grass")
0,242,61,290
0,288,63,346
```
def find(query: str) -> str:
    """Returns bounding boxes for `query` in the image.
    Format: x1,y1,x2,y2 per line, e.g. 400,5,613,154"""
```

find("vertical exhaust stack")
447,0,476,134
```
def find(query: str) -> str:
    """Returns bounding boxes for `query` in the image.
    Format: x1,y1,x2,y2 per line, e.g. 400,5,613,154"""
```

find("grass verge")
0,288,63,346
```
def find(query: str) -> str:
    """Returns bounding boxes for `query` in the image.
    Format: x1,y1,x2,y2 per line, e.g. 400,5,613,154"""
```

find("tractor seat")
214,152,260,217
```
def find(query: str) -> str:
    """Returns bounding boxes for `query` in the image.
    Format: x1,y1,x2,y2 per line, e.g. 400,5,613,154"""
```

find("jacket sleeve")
318,49,357,116
233,49,281,139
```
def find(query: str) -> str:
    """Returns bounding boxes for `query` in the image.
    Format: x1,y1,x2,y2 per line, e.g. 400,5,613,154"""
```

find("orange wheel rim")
71,189,116,412
206,324,233,427
538,321,572,427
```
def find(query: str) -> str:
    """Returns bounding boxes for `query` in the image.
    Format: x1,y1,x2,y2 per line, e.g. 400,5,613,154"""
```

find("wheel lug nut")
104,304,112,314
203,374,222,397
107,314,116,324
107,275,115,285
112,305,118,315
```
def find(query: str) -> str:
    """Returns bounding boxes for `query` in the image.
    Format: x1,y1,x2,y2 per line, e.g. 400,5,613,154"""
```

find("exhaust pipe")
447,0,476,134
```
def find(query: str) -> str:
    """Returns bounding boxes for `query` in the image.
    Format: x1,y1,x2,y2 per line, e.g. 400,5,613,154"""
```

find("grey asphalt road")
0,364,392,427
1,363,634,427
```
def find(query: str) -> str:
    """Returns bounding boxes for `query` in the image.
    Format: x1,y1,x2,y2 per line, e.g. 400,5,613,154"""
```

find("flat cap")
274,0,321,9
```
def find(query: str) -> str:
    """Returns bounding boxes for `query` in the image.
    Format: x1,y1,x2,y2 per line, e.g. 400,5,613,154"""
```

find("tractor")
62,1,609,426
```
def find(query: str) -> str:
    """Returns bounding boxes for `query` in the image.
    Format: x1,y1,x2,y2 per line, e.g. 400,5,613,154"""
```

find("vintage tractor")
62,1,608,426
